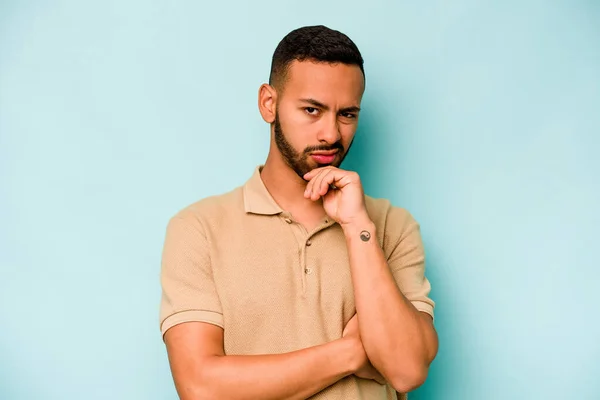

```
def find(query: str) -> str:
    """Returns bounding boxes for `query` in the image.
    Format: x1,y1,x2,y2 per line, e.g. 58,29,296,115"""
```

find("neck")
260,152,324,215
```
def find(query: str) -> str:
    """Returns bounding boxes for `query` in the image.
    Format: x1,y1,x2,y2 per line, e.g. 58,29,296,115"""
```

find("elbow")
178,383,216,400
173,355,223,400
175,372,217,400
176,382,211,400
388,365,429,394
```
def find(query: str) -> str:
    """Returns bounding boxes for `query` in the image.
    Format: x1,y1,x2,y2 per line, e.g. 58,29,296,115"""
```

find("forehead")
281,60,365,104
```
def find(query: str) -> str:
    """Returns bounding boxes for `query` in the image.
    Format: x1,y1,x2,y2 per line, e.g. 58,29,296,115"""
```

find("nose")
317,115,341,144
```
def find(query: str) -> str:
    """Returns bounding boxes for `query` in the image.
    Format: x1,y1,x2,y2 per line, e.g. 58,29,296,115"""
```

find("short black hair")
269,25,365,89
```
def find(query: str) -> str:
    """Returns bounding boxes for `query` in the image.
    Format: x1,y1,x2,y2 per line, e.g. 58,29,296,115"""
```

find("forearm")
342,219,436,391
186,338,355,400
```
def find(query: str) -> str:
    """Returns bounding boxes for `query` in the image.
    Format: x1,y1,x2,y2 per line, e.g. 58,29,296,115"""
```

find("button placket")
302,231,320,284
280,212,306,293
303,235,315,285
299,237,308,294
300,232,318,293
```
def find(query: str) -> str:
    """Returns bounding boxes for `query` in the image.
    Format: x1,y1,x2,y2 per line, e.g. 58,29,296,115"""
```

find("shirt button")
284,218,292,224
306,239,312,246
305,268,313,275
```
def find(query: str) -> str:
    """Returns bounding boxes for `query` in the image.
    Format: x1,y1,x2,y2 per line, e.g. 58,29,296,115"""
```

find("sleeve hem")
412,301,435,322
160,310,224,338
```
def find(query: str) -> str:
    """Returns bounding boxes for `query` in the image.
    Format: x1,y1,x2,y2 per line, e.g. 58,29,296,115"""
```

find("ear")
258,83,277,124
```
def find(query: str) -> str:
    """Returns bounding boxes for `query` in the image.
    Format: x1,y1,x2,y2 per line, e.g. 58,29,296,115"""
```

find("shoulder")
364,195,422,256
364,195,419,233
167,186,244,230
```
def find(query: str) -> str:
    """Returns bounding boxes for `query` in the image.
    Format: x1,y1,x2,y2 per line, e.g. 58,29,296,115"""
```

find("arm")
164,321,367,400
301,167,438,393
160,214,375,399
341,217,438,393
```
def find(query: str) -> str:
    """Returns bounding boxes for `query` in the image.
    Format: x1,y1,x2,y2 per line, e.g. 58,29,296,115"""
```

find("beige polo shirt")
159,166,435,400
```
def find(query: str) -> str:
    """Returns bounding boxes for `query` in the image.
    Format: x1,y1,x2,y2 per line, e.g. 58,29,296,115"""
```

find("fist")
303,167,369,226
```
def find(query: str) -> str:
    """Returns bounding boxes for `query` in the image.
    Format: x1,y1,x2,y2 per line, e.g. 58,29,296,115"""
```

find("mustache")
303,141,344,154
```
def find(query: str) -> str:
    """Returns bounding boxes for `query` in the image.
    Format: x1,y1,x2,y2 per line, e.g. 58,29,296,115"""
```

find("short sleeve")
384,207,435,319
159,214,223,337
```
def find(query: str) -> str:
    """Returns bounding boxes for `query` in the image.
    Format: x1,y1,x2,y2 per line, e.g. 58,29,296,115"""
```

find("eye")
305,107,319,115
341,112,356,119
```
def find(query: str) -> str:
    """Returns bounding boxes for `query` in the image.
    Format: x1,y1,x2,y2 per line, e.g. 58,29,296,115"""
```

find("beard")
273,113,352,180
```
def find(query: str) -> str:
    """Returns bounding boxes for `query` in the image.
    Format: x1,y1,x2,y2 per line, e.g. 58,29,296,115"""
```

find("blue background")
1,1,599,399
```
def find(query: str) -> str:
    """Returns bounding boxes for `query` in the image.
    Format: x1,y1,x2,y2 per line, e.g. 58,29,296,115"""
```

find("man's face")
273,60,364,179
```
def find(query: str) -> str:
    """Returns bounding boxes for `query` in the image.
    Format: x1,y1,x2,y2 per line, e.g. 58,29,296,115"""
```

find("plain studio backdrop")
1,1,598,399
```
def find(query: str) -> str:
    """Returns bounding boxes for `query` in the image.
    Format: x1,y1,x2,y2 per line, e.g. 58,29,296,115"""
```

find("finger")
303,167,325,181
345,318,360,337
319,170,338,196
304,169,325,199
303,169,320,198
318,168,354,194
329,169,356,189
343,314,354,327
306,168,332,201
342,314,357,335
348,314,359,327
313,169,335,200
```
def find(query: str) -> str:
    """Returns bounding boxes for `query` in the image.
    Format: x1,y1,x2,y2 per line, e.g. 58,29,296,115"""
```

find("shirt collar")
243,165,284,215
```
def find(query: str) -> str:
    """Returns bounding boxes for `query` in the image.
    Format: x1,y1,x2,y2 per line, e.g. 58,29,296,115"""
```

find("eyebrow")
300,98,361,114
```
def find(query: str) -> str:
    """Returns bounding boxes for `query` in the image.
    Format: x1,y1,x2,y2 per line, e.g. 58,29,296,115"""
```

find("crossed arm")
163,211,438,399
341,216,438,393
164,322,361,400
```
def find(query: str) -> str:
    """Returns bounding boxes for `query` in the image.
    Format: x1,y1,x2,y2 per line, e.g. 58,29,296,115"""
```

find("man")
159,25,438,400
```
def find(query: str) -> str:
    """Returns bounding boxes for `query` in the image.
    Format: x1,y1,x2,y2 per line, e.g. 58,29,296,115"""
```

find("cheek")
340,125,358,147
284,113,316,138
278,113,313,147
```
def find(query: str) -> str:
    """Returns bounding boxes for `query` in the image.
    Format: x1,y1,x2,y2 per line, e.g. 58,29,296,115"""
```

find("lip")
310,150,339,156
311,152,337,165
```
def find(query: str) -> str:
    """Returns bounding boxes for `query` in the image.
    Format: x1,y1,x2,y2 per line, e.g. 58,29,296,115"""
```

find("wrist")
341,215,376,237
338,336,364,374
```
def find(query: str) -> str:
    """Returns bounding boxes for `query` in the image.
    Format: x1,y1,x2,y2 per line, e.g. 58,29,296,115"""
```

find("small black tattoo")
359,230,371,242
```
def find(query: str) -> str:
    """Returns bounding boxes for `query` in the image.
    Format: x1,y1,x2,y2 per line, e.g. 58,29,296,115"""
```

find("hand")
342,314,386,385
303,167,369,226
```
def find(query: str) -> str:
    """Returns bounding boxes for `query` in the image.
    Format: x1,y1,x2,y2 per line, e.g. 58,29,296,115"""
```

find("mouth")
310,150,338,165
